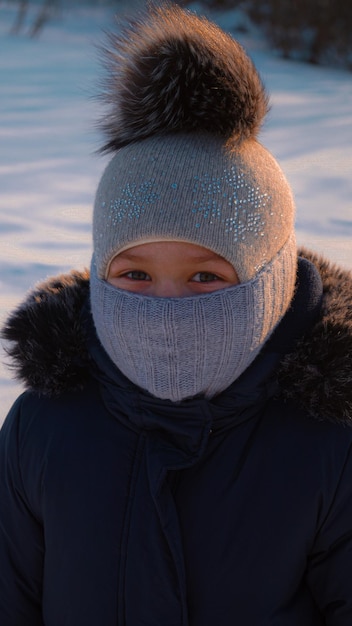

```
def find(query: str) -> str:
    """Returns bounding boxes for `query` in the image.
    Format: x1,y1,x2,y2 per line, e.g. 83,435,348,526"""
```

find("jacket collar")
2,250,352,424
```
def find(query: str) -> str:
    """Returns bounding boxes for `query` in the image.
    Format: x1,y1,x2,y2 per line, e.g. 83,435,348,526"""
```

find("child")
1,4,352,625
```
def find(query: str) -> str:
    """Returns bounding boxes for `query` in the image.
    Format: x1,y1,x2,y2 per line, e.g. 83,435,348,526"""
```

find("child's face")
107,241,239,297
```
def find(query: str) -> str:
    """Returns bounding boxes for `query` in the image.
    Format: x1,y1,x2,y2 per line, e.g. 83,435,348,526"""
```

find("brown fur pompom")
98,3,269,152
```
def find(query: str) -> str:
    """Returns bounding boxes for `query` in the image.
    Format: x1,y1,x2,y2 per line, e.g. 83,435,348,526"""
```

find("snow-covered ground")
1,1,351,419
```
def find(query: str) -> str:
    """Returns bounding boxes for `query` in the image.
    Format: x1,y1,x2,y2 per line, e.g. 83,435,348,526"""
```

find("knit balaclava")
90,4,297,401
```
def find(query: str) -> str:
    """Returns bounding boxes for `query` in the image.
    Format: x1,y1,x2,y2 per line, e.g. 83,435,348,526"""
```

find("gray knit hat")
93,3,296,282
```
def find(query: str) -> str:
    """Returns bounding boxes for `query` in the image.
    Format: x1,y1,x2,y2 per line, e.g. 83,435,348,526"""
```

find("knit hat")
92,3,296,282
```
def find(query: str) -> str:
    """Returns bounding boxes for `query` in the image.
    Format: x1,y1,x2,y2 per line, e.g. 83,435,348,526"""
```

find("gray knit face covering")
90,241,295,402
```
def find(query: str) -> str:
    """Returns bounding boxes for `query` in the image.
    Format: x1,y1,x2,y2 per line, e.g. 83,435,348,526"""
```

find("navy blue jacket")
1,251,352,625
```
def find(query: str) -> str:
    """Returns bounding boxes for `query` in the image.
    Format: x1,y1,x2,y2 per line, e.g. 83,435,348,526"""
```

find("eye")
124,270,151,281
192,272,221,283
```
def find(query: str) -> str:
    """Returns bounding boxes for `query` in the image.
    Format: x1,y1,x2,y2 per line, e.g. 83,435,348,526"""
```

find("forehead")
114,241,224,261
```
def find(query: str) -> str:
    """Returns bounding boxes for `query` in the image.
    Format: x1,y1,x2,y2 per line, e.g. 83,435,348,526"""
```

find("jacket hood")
1,250,352,424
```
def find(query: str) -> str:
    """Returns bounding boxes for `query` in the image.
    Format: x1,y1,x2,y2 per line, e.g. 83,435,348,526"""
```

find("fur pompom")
98,3,269,152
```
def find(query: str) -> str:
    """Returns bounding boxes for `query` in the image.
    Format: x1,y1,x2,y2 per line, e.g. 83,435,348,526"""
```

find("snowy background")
1,1,352,420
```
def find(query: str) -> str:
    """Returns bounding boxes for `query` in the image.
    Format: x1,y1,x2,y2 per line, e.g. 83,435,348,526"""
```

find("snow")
1,1,351,419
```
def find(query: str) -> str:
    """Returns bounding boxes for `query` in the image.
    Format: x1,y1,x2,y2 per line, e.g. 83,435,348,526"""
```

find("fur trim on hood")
278,249,352,424
1,251,352,424
2,270,91,398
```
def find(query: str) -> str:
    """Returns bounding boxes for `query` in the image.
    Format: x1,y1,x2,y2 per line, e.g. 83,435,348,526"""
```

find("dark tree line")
249,0,352,67
201,0,352,68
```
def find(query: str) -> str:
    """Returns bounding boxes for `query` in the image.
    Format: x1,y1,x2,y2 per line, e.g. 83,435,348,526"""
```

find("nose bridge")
152,277,186,298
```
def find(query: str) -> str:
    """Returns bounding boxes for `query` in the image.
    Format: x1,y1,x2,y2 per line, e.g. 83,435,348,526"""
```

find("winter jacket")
1,249,352,626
